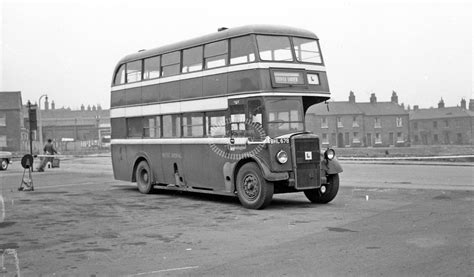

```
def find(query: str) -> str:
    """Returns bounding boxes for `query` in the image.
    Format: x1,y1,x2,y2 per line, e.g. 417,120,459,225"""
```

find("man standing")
37,139,58,172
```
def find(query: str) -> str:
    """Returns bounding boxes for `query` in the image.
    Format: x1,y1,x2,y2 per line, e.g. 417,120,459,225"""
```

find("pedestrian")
37,139,58,172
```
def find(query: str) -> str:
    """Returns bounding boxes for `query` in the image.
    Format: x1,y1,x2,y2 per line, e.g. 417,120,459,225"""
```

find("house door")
337,133,344,148
366,133,372,146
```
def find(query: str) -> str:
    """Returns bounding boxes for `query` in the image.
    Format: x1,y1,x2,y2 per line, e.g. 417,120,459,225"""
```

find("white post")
38,94,47,151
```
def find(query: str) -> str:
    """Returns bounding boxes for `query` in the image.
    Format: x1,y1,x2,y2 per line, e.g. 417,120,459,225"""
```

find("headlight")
276,150,288,164
324,149,335,160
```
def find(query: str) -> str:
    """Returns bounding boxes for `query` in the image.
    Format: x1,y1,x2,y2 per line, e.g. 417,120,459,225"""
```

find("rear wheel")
136,161,153,194
304,174,339,204
0,159,8,170
236,162,274,209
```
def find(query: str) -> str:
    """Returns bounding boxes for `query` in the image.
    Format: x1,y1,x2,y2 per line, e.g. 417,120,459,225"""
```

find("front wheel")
136,161,153,194
0,159,8,171
236,162,274,209
304,174,339,204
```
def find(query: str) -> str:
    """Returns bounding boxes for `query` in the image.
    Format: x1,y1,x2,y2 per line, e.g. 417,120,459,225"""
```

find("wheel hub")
243,174,259,200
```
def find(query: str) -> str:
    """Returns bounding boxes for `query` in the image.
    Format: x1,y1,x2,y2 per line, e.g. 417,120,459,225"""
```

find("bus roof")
118,25,319,64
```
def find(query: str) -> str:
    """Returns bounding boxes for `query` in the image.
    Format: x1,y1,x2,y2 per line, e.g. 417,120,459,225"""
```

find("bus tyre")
1,159,8,170
236,162,274,209
136,161,153,194
304,174,339,204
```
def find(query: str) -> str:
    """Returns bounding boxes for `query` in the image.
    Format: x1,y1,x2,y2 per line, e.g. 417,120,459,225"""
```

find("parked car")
0,151,12,170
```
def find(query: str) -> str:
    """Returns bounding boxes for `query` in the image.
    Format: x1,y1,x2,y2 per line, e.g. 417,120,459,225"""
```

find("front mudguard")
321,158,343,175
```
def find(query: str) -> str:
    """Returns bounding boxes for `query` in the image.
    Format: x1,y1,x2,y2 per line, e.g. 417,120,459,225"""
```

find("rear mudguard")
321,158,343,175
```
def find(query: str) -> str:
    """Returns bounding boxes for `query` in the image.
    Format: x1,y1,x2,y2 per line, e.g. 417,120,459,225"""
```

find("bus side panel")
160,82,180,102
111,89,126,107
203,73,227,97
206,151,229,192
111,118,127,139
180,78,203,99
142,83,160,103
181,144,211,189
111,144,140,182
160,145,184,185
111,144,127,181
142,144,164,184
228,69,260,93
126,87,142,106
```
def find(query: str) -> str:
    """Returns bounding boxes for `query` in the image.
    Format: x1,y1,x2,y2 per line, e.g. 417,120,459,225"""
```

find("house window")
322,133,329,144
445,120,449,127
352,132,360,143
374,117,381,128
375,133,382,144
352,116,359,128
0,135,6,147
433,121,438,129
0,112,5,126
457,133,463,144
321,117,328,128
396,117,403,127
413,122,418,129
337,117,343,128
433,134,439,143
396,132,404,143
414,135,419,143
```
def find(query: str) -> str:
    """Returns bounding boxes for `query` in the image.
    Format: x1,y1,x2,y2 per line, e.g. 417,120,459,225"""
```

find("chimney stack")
51,100,55,110
348,91,356,103
469,99,474,111
413,105,419,111
460,98,466,109
438,98,445,109
391,90,398,104
44,96,49,111
370,93,377,104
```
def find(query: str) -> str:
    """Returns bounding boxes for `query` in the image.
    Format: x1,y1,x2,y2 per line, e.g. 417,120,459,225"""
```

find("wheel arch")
232,157,288,192
131,152,152,182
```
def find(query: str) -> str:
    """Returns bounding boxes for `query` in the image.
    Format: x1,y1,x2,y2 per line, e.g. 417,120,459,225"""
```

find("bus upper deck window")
205,40,228,69
230,36,256,65
126,60,142,83
162,51,181,77
293,37,322,64
182,46,203,73
256,35,293,62
113,64,125,85
144,56,161,79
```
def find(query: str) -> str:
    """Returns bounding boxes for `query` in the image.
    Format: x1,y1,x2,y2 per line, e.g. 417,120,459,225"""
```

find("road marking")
128,266,199,276
34,182,99,190
0,195,5,222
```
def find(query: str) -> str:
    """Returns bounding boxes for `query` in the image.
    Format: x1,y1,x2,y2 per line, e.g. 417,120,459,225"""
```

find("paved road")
0,157,472,276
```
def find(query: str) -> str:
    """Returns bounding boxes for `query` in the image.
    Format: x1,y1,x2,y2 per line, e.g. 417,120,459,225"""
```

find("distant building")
410,98,474,145
306,91,409,147
40,103,110,143
0,91,23,151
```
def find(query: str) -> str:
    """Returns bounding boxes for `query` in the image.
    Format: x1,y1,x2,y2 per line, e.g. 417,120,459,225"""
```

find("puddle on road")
0,221,16,228
433,194,452,200
327,227,358,233
64,248,112,253
0,242,19,249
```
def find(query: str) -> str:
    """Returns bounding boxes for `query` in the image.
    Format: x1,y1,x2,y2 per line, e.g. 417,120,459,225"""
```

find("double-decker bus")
110,25,343,209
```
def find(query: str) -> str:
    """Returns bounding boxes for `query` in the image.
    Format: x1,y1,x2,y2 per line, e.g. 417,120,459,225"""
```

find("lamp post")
38,94,47,149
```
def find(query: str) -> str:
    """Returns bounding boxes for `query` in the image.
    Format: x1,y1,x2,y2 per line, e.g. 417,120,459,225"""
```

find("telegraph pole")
27,100,38,156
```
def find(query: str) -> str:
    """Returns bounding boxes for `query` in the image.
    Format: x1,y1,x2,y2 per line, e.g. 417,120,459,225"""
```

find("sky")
0,0,472,110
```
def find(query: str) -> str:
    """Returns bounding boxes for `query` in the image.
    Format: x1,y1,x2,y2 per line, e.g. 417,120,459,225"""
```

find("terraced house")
410,98,474,145
306,91,409,148
0,91,23,151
